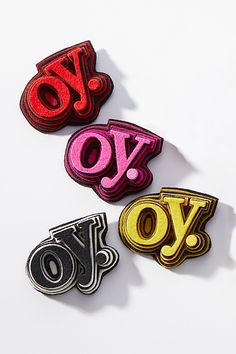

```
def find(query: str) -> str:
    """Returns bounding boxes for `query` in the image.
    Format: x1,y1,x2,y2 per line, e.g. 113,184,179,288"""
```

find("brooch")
26,213,119,295
65,120,163,201
119,188,218,267
20,41,113,132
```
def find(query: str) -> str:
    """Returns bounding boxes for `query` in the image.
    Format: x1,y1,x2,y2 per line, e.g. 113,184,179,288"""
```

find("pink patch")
65,119,163,202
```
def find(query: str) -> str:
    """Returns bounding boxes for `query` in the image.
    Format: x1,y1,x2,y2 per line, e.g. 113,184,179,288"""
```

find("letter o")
26,242,77,295
68,131,113,175
119,201,170,253
28,76,71,119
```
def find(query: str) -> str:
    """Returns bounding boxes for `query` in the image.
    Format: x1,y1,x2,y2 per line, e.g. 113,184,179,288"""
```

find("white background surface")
1,1,236,353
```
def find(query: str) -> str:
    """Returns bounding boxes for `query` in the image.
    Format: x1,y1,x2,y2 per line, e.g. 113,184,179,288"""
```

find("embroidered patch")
65,120,163,201
20,41,113,132
119,188,218,268
26,213,119,295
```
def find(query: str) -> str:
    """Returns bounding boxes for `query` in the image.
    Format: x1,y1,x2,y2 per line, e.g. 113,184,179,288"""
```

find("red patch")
20,41,113,132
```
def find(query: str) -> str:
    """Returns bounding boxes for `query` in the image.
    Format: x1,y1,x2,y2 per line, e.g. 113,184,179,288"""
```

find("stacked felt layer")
64,119,163,202
119,188,218,268
20,41,113,132
26,213,119,295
